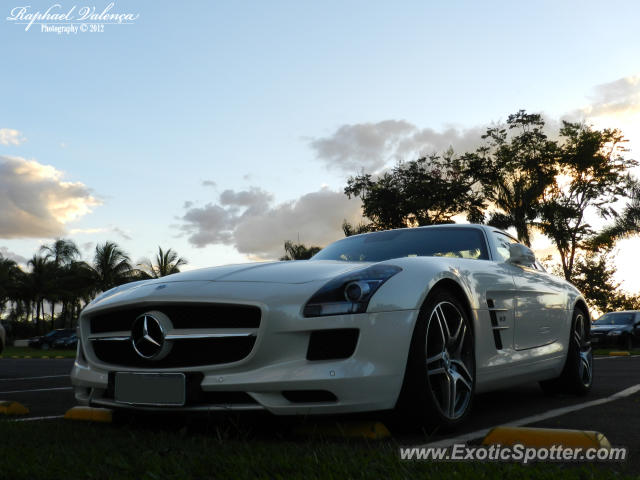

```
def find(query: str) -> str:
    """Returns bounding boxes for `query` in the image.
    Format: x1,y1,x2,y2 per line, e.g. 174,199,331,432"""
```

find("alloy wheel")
574,312,593,388
425,301,474,420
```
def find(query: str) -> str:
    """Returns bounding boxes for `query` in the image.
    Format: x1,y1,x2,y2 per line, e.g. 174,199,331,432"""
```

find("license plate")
114,372,185,406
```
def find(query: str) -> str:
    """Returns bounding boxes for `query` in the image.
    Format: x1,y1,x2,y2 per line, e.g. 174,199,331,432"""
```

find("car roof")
345,223,508,239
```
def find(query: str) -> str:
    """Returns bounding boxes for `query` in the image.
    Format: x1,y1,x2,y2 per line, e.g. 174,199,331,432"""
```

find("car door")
490,231,567,350
510,263,568,350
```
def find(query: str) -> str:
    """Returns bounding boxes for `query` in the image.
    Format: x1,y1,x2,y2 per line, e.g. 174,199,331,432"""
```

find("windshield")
594,313,635,326
312,227,489,262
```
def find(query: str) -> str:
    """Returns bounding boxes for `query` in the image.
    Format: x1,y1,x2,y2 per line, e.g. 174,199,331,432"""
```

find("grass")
0,417,634,480
0,345,76,359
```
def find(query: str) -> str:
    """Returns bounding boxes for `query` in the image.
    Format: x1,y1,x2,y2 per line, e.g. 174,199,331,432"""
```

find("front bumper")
72,302,418,415
590,332,630,349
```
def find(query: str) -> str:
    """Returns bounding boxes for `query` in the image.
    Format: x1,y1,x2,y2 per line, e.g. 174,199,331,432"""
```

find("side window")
492,231,518,262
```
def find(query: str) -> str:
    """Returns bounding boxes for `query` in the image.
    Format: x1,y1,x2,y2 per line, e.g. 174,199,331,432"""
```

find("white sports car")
71,224,593,428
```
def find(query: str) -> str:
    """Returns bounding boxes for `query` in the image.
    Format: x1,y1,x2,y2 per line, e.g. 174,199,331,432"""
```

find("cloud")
0,128,26,146
112,227,132,240
219,187,273,212
309,120,485,173
0,246,27,265
81,242,95,253
582,75,640,117
66,226,130,240
69,227,108,235
179,187,363,259
0,155,101,239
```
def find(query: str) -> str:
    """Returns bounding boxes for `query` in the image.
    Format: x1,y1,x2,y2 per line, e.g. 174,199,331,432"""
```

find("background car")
590,311,640,350
29,329,75,350
52,333,78,349
71,224,592,430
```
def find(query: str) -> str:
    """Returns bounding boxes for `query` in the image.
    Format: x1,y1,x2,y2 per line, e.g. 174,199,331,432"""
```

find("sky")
1,0,639,291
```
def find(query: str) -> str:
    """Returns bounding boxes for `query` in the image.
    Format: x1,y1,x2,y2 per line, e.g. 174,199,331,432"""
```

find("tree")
464,110,558,245
40,239,80,267
345,151,483,231
586,182,640,250
280,241,321,260
40,239,80,329
93,241,133,291
570,249,640,314
139,247,187,278
58,261,97,327
342,219,371,237
538,122,638,279
0,255,21,318
26,255,55,332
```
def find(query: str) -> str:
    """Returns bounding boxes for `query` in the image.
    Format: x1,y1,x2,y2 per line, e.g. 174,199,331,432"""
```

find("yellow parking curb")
55,356,65,359
609,351,630,356
64,406,113,423
41,356,49,359
0,401,30,416
482,427,611,449
294,421,390,440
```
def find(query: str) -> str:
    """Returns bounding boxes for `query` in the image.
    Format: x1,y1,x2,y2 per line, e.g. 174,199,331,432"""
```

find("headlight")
607,330,623,336
303,264,402,317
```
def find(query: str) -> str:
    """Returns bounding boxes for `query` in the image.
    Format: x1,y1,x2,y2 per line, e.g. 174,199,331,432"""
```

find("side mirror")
508,243,536,266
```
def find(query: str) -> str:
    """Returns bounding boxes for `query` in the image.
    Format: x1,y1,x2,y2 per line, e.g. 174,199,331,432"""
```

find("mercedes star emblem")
131,312,172,360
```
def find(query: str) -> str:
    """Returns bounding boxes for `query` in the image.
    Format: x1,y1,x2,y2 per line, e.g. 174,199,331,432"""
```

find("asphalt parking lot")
1,356,639,455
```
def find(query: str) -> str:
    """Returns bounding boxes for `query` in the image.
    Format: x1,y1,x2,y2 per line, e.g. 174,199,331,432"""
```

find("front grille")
90,303,261,333
87,303,260,368
92,337,256,368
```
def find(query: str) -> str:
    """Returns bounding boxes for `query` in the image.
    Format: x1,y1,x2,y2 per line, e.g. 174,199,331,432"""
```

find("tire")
540,307,593,396
394,289,475,431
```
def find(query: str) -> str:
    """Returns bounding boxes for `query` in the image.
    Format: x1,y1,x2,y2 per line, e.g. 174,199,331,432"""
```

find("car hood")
144,260,372,285
84,260,382,312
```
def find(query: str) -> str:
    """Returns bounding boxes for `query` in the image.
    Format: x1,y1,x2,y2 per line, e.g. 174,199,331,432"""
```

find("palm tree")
0,255,21,318
342,219,371,237
139,247,187,278
93,241,133,292
40,239,80,328
26,255,55,332
59,261,97,327
280,241,321,260
40,239,80,266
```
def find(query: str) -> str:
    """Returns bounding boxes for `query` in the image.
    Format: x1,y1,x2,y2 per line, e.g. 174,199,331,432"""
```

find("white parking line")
422,383,640,447
0,387,73,394
0,375,69,381
11,415,64,422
